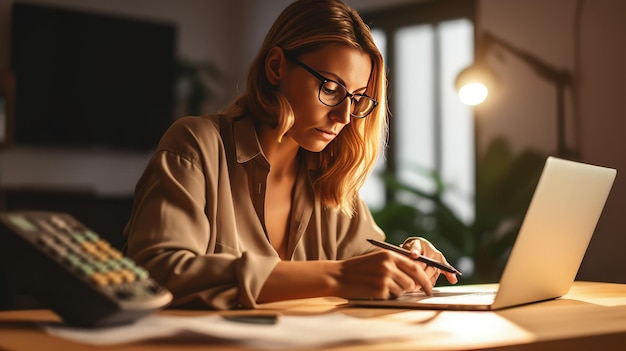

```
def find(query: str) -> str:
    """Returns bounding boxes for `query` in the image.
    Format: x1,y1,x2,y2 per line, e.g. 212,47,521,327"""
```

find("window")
360,3,476,225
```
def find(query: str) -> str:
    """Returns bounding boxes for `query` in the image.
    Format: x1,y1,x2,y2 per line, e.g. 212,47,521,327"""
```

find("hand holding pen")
367,239,462,276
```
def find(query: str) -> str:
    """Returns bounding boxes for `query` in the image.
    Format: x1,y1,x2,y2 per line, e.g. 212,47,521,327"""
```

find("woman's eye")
321,86,335,94
322,81,341,96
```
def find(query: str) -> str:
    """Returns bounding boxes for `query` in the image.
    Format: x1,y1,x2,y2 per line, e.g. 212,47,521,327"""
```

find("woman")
123,0,457,310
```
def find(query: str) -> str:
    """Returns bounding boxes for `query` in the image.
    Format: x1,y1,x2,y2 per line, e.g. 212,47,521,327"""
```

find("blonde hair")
222,0,388,216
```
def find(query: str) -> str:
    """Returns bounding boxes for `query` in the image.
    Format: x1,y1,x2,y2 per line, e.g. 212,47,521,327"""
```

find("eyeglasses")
284,53,378,118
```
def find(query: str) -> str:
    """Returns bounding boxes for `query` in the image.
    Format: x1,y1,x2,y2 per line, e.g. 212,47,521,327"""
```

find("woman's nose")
330,98,352,125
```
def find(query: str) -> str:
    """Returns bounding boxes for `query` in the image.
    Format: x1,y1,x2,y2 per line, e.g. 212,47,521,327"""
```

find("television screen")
10,2,177,151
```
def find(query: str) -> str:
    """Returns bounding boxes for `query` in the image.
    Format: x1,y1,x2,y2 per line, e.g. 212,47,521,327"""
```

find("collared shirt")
123,114,384,309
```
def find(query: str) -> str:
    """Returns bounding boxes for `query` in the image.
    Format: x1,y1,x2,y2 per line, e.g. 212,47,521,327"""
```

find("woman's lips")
315,128,337,140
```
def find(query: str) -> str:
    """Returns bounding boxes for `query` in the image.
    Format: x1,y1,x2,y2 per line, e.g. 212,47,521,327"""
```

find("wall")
477,0,626,283
0,0,249,195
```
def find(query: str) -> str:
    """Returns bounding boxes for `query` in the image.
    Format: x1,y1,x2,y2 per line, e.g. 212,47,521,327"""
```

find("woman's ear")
265,46,286,85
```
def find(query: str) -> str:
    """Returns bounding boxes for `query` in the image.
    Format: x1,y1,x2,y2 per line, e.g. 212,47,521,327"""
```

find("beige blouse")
123,114,385,309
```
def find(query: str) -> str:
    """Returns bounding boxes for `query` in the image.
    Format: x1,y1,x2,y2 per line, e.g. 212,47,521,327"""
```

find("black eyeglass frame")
283,52,379,118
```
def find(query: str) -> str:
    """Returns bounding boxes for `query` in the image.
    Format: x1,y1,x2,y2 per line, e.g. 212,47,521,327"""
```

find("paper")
43,312,442,348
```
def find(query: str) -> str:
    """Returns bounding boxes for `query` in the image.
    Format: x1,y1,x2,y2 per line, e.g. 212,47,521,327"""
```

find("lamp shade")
454,64,498,106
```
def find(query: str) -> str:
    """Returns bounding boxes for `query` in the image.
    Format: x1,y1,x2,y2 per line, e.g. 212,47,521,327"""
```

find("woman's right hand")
331,250,434,300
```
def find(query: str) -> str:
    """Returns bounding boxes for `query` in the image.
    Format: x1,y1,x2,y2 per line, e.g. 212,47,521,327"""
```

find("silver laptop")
349,157,617,310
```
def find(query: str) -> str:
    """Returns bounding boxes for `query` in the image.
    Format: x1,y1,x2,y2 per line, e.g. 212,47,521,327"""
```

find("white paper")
43,312,443,348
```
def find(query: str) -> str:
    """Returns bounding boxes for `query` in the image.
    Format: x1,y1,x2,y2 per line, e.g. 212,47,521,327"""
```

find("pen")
223,313,280,325
367,239,462,276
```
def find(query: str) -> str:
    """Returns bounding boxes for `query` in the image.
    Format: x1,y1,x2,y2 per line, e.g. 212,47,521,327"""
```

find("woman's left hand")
402,237,458,287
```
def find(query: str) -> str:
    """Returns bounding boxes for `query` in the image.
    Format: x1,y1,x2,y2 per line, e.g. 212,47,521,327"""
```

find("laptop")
349,156,617,311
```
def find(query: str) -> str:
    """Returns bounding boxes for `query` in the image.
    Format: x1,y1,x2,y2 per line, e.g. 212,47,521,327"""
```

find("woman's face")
280,44,372,152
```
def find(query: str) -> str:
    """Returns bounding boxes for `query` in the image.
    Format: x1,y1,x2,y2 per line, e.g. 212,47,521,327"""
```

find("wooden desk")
1,281,625,350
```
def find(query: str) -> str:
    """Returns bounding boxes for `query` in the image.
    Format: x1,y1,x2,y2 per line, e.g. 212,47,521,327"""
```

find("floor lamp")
455,32,573,158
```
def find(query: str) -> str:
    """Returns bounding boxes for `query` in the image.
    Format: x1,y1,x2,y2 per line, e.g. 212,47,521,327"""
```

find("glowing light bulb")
458,82,489,106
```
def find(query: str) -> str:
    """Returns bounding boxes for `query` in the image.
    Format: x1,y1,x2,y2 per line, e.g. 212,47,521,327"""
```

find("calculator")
0,211,172,327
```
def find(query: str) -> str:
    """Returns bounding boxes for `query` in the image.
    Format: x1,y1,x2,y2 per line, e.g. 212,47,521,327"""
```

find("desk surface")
1,281,626,350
